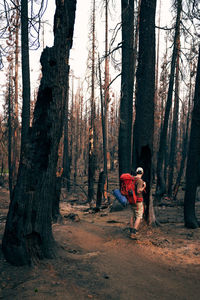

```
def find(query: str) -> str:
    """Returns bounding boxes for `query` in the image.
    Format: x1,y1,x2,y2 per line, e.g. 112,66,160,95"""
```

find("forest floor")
0,173,200,300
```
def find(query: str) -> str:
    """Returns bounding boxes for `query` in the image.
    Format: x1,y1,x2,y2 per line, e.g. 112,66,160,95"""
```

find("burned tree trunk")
118,0,134,176
96,170,106,209
2,0,77,266
20,0,31,149
88,0,97,203
132,0,157,223
167,39,180,197
173,70,192,200
184,46,200,229
13,1,20,186
62,75,71,192
156,0,182,197
7,66,14,196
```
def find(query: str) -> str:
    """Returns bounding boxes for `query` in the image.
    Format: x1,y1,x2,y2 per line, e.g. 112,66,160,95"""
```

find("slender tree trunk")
156,0,182,197
8,66,13,195
152,0,161,180
84,102,88,176
132,0,157,223
154,0,161,113
103,0,109,202
74,93,80,191
62,73,71,191
98,55,106,207
167,39,180,197
20,0,30,150
118,0,134,176
131,0,141,165
173,105,189,199
98,56,106,171
69,73,75,190
164,139,169,184
184,46,200,229
79,89,84,162
2,0,77,265
13,0,20,185
88,0,96,203
159,41,169,134
109,96,117,171
173,63,193,199
157,41,169,183
133,0,141,78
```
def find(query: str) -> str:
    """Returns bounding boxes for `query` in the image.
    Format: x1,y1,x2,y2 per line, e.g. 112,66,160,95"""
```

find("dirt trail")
0,188,200,299
53,209,200,300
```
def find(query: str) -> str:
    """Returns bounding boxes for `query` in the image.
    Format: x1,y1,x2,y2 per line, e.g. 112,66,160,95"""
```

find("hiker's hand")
143,182,146,189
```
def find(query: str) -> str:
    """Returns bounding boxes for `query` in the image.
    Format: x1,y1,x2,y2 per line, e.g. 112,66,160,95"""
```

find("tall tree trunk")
13,0,20,185
118,0,134,176
132,0,157,223
173,62,193,200
154,0,161,113
8,66,13,195
84,102,88,176
184,46,200,229
131,0,141,168
133,0,141,78
62,74,70,191
167,39,180,197
20,0,30,150
152,0,161,180
69,73,75,190
2,0,77,266
173,102,189,199
159,40,169,134
98,55,106,207
103,0,109,202
156,40,169,184
88,0,96,203
156,0,182,198
73,92,80,191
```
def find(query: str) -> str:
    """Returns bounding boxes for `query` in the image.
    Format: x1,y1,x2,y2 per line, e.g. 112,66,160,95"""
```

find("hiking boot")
130,228,137,239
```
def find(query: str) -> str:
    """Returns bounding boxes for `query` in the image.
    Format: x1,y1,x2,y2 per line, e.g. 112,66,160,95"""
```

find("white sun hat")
136,167,144,174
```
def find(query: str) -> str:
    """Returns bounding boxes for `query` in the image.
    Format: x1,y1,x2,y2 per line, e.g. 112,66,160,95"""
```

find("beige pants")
131,202,144,220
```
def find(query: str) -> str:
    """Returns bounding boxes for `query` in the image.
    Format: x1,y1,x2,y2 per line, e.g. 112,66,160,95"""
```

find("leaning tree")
2,0,77,265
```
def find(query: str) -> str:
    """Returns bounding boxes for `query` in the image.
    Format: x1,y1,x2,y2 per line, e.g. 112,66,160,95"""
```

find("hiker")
129,167,146,239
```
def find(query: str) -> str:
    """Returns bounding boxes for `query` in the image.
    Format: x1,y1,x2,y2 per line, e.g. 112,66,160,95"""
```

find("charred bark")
118,0,134,176
173,71,192,200
52,177,62,223
132,0,157,223
184,46,200,229
96,170,106,209
62,75,71,192
8,66,13,196
156,0,182,198
20,0,30,149
88,0,97,203
13,1,20,186
167,39,180,197
2,0,77,265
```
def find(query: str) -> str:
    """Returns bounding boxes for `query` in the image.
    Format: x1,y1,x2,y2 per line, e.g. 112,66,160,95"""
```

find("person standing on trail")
130,167,146,239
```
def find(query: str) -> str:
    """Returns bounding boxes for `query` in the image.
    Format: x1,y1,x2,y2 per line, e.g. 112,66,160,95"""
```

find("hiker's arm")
137,181,146,193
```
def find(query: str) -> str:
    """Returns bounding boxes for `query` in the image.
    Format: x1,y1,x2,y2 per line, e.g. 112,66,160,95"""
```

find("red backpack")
120,173,138,204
